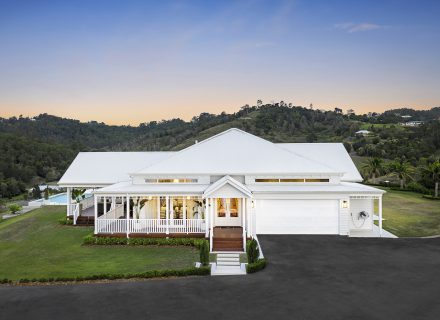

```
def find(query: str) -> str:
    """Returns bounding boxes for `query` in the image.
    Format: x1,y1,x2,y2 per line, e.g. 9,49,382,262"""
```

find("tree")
387,160,414,189
362,158,383,180
32,185,41,199
421,160,440,197
8,203,22,214
44,187,50,200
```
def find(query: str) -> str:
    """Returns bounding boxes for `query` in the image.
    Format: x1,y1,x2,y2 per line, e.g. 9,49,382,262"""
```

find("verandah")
93,195,207,236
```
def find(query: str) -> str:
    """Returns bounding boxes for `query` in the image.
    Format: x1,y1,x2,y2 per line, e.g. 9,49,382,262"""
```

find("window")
145,178,198,183
216,198,239,218
255,179,280,182
305,179,329,182
280,179,305,182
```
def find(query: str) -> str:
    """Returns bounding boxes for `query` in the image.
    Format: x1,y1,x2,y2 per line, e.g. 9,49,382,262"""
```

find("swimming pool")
29,193,68,206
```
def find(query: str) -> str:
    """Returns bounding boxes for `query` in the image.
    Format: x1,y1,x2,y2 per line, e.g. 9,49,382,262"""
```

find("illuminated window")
255,179,280,182
280,179,305,182
145,178,198,183
305,179,329,182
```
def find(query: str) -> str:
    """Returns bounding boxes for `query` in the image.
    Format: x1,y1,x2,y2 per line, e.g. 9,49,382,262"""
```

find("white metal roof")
277,143,362,182
94,181,209,195
134,129,339,175
248,182,384,194
58,129,363,186
58,152,172,186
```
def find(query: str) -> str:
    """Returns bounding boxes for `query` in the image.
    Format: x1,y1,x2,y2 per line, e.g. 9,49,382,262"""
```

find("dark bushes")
246,259,266,273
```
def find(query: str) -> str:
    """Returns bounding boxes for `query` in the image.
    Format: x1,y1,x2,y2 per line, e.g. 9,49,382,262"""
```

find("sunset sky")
0,0,439,125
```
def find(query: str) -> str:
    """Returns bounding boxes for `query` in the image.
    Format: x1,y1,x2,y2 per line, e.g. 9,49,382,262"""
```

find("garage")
256,199,339,234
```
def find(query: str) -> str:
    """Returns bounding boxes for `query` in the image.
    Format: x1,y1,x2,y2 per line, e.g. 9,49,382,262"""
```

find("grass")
381,188,440,237
0,206,198,281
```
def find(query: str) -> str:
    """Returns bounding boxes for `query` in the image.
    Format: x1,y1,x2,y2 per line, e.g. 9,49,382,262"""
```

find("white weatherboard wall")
255,199,339,234
349,199,374,230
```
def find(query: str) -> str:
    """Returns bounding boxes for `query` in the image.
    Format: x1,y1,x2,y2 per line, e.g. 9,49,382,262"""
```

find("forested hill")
0,104,439,198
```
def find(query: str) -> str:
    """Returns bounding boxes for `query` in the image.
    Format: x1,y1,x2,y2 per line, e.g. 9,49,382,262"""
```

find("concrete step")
211,265,246,276
217,253,240,259
217,261,240,266
217,256,240,261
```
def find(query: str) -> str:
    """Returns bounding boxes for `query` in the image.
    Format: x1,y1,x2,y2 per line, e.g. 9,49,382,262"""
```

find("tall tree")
387,160,414,189
421,160,440,197
362,158,383,180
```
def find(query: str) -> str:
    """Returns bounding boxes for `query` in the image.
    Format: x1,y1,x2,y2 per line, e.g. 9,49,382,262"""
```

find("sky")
0,0,439,125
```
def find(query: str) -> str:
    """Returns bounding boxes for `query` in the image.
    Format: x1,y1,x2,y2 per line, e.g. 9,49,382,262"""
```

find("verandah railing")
96,218,206,235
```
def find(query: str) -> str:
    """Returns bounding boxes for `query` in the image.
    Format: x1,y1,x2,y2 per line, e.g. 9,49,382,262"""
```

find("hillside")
0,104,439,198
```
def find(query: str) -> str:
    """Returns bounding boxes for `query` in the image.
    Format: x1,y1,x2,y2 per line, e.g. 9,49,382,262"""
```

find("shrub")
246,259,266,273
8,204,22,214
199,240,209,266
9,266,211,284
246,238,259,264
58,218,73,225
82,235,206,248
406,182,431,195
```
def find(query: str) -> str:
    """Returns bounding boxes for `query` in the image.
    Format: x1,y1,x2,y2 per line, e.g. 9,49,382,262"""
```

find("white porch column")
378,196,383,237
165,196,170,235
157,196,161,220
247,198,252,238
242,198,246,251
204,198,209,237
126,194,130,238
94,194,98,234
183,197,187,233
66,187,72,216
103,196,107,215
209,198,214,252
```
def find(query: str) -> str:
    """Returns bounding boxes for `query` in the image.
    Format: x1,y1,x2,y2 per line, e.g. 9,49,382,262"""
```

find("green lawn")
381,188,440,237
0,206,198,281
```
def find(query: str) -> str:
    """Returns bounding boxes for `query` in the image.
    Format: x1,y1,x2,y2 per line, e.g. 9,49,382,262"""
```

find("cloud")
335,22,384,33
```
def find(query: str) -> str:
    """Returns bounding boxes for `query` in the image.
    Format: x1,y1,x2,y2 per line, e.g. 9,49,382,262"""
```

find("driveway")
1,235,439,320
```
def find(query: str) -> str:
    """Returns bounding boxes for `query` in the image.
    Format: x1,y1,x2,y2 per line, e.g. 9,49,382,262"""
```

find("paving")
1,235,439,320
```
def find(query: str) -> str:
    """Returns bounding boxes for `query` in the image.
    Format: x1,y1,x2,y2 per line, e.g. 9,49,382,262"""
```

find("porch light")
341,200,349,209
186,196,191,200
173,179,179,183
148,196,152,200
251,200,255,208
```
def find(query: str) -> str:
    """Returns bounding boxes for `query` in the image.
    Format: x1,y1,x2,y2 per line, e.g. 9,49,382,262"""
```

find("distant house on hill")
400,121,424,127
355,130,371,136
346,109,355,116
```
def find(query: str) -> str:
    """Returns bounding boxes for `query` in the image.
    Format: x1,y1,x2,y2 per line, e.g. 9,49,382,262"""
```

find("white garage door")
256,200,339,234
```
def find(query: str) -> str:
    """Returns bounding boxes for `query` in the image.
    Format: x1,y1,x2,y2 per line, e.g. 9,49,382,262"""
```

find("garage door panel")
256,200,339,234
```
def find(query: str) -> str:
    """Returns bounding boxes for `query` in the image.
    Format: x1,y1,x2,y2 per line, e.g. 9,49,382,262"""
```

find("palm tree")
362,157,383,180
387,160,414,189
422,160,440,197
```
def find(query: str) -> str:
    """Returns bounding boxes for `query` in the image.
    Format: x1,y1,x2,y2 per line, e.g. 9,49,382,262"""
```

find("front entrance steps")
212,227,244,251
211,253,246,276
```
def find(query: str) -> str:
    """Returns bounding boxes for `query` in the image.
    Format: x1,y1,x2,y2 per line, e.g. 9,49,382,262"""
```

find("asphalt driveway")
1,235,439,320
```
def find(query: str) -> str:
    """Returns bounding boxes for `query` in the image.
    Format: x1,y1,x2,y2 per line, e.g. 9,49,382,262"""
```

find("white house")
355,130,371,136
58,128,385,252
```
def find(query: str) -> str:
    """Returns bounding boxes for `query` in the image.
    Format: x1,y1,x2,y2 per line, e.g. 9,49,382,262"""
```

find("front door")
214,198,241,227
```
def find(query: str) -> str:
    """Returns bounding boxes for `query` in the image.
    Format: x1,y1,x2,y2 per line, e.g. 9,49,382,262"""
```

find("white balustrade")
95,218,206,235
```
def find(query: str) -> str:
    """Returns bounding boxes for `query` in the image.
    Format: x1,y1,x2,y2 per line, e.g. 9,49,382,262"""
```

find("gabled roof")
58,152,172,186
203,175,252,198
277,143,362,182
134,129,339,176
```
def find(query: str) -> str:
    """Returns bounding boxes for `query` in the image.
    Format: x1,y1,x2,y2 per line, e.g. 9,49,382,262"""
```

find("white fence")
96,218,206,234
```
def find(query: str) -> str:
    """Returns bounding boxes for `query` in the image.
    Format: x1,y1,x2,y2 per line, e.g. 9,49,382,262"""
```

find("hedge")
422,195,440,201
0,266,211,285
246,259,266,273
83,235,206,248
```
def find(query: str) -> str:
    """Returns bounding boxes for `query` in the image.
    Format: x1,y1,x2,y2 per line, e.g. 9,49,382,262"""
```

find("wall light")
341,200,349,209
186,196,191,200
251,200,255,208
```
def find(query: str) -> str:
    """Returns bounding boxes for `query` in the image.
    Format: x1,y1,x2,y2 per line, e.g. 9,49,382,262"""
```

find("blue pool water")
35,193,68,205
